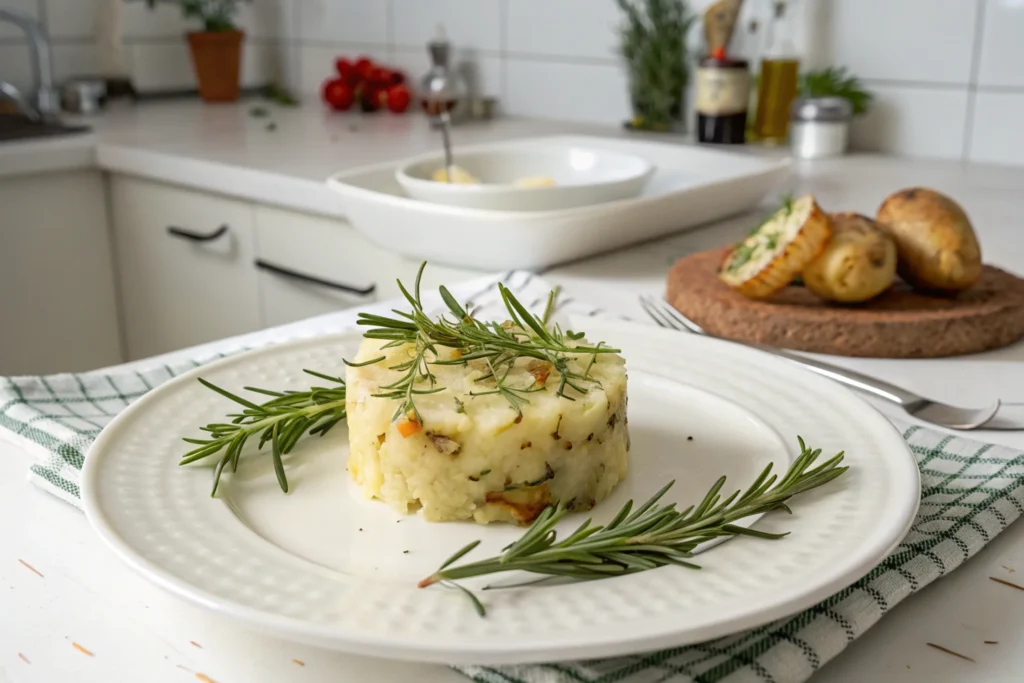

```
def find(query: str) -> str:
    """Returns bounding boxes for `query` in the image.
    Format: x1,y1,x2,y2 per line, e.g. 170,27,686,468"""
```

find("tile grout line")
386,0,395,62
961,0,988,162
36,0,47,31
499,0,508,108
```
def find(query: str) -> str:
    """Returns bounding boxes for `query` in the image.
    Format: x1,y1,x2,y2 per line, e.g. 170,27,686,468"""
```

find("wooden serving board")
667,248,1024,358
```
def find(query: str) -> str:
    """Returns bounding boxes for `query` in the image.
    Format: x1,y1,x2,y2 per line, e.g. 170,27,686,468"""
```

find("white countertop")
4,100,1024,683
0,100,628,217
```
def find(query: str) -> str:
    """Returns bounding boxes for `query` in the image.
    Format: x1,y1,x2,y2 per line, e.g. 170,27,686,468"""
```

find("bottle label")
696,67,750,116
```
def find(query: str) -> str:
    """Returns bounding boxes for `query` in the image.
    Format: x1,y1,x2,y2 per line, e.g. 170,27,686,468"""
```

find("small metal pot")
790,97,853,159
61,77,107,114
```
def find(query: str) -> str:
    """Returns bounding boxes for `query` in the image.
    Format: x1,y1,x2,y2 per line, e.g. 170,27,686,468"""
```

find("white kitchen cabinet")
0,170,123,374
110,175,262,360
254,205,486,327
253,206,382,327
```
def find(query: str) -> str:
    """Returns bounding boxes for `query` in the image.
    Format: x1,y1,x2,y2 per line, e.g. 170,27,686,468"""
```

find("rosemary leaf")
418,438,848,616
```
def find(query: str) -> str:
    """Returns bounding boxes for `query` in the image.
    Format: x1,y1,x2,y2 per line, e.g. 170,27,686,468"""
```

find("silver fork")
639,295,1003,431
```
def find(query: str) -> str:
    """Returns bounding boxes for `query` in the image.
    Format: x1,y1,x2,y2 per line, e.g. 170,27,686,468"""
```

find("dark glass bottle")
695,49,750,145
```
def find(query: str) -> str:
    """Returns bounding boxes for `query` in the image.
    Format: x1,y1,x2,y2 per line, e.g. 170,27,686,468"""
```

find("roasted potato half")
803,213,897,303
719,194,833,299
876,188,982,293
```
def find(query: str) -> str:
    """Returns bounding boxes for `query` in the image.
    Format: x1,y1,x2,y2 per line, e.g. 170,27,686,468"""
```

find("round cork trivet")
666,248,1024,358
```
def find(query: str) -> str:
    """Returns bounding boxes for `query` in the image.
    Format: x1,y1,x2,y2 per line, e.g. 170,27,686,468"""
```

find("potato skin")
803,213,897,303
876,188,982,293
719,195,833,300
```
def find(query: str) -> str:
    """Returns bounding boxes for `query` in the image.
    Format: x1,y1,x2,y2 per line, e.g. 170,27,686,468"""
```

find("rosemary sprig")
418,437,847,616
355,263,619,421
179,370,347,495
181,264,614,493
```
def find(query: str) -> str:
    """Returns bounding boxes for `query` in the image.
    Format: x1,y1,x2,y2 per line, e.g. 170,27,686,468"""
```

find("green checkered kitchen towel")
2,275,1022,683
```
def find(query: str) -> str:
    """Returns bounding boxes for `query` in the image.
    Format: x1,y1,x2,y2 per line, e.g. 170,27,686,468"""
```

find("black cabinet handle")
167,224,230,242
255,259,376,296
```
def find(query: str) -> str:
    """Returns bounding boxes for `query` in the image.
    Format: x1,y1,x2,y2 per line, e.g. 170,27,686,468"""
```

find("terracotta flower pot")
187,30,244,103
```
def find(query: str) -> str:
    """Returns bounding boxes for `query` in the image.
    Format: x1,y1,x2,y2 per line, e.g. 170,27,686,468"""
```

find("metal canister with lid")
789,97,853,159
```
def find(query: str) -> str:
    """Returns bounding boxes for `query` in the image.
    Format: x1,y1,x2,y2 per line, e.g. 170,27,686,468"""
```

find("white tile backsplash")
505,59,630,125
0,43,32,92
43,0,97,38
827,0,979,84
0,0,39,40
2,0,1023,164
121,1,192,39
506,0,619,61
976,0,1024,88
51,43,103,81
129,42,194,91
392,0,501,52
851,84,970,159
297,0,389,45
968,91,1024,166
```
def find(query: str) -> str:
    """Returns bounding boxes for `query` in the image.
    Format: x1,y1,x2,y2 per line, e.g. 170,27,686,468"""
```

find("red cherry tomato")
354,56,375,82
322,78,354,111
335,57,354,83
370,66,392,86
390,70,406,85
386,84,411,114
359,84,381,112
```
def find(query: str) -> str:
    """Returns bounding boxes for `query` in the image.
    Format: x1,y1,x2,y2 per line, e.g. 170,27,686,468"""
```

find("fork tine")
652,298,706,335
639,295,685,331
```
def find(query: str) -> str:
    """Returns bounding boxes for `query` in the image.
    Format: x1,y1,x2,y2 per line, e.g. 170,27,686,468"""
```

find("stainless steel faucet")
0,8,60,119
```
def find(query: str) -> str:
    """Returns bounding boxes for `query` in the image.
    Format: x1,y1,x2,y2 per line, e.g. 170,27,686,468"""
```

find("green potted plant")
145,0,251,102
799,66,873,115
617,0,696,132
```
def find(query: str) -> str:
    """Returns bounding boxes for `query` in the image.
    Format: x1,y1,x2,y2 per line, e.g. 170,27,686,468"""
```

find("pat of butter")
513,176,557,188
431,165,480,184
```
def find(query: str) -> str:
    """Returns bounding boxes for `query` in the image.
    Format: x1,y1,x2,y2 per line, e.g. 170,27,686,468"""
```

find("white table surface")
5,125,1024,682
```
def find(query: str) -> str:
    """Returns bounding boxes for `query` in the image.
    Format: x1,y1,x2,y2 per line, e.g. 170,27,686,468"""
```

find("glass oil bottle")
753,1,799,143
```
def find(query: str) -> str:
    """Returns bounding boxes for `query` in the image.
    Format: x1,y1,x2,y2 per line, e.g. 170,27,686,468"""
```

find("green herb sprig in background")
799,66,873,115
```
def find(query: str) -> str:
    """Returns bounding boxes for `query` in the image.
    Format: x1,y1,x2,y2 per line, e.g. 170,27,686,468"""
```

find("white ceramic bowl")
395,143,655,211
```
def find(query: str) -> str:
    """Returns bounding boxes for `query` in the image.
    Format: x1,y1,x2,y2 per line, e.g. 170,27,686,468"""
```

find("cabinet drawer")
253,206,489,326
111,175,262,359
254,206,388,326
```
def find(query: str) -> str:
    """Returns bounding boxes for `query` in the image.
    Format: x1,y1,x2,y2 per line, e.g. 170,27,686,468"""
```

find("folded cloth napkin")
2,272,1022,683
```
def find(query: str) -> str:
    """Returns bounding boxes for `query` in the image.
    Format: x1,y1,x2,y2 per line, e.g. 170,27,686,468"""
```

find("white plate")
395,143,655,211
82,319,918,665
327,135,790,271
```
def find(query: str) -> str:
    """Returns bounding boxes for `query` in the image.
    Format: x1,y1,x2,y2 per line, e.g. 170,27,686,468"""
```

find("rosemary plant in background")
618,0,697,132
420,438,848,616
799,66,873,115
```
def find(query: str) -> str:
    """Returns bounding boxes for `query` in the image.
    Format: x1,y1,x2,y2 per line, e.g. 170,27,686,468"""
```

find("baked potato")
876,188,982,293
719,194,833,299
803,213,897,303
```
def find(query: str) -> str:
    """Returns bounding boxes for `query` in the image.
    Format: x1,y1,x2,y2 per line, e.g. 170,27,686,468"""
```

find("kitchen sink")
0,114,90,142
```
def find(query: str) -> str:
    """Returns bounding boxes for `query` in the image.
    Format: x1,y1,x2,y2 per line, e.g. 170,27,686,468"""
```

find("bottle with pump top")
419,25,467,123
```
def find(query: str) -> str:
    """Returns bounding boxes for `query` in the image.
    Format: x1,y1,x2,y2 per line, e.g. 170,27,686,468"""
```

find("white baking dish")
327,135,790,271
395,142,655,211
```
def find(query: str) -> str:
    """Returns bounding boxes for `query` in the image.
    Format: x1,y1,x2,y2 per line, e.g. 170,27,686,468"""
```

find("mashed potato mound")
345,337,629,524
